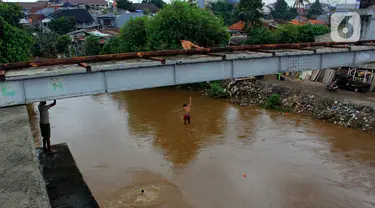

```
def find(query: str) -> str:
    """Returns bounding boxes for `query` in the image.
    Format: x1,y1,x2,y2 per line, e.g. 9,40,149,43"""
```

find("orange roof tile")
228,21,246,31
308,20,326,25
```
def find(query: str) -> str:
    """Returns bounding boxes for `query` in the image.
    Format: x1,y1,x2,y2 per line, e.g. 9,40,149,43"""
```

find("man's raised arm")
48,100,57,108
189,97,192,106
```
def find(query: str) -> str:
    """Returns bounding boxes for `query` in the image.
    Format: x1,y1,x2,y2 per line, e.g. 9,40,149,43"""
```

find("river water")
27,88,375,208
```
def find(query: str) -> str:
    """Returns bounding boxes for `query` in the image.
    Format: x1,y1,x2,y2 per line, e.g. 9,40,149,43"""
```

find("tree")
298,24,330,42
272,1,299,21
272,0,289,20
273,24,330,43
56,35,72,55
33,31,59,57
246,27,275,45
0,17,34,63
84,35,101,56
0,3,24,27
236,0,263,28
116,0,133,10
120,16,149,52
48,17,76,35
307,0,324,18
209,0,236,26
100,36,126,54
142,0,165,9
146,1,229,50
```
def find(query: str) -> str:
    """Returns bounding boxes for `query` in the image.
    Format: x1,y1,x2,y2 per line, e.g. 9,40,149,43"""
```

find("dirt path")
261,75,375,107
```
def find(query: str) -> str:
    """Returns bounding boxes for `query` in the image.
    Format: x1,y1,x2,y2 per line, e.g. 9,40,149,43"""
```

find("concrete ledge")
37,143,99,208
0,106,50,208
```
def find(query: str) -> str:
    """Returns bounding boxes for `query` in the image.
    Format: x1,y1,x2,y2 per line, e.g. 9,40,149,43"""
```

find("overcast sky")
3,0,354,7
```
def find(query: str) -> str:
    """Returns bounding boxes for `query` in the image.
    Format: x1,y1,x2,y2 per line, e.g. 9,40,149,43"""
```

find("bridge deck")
1,44,375,107
4,46,375,80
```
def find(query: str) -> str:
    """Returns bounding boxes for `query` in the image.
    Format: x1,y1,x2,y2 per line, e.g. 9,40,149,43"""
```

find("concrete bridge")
1,43,375,107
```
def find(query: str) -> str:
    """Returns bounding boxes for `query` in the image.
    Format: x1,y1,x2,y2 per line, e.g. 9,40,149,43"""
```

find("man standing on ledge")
38,100,56,152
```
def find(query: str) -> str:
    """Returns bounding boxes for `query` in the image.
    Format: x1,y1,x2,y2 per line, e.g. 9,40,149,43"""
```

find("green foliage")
48,17,76,35
298,24,330,42
208,81,226,97
0,3,24,27
246,27,275,44
271,24,329,43
56,35,71,54
32,31,59,57
271,0,299,20
146,1,230,50
142,0,165,8
119,16,149,52
0,17,34,63
100,36,126,54
307,0,323,18
236,0,263,28
84,35,101,56
116,0,133,10
209,0,236,26
262,94,282,109
273,24,301,43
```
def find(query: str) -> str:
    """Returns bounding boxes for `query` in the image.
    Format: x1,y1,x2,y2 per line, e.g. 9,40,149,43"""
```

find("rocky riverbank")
202,78,375,135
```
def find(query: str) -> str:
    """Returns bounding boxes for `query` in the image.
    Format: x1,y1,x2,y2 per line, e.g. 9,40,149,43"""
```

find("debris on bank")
223,78,375,134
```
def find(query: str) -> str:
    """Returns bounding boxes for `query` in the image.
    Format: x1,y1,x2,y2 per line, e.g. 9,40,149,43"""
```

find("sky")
2,0,355,7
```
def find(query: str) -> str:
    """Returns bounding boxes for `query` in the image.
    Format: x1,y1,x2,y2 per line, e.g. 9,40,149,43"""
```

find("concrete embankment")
222,78,375,134
0,106,50,208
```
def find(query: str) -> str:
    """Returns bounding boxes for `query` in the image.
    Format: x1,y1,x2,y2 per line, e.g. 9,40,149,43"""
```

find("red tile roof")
15,2,48,10
228,21,271,31
228,21,246,31
290,19,326,25
63,0,107,5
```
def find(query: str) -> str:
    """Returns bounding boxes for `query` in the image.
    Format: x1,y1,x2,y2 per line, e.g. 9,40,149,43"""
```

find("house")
97,14,117,28
130,3,160,13
67,28,119,56
42,8,99,31
116,12,145,29
290,15,326,26
15,1,48,12
228,19,280,33
61,0,109,9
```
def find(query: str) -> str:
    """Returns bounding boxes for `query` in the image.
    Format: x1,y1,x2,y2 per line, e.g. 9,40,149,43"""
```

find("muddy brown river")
27,88,375,208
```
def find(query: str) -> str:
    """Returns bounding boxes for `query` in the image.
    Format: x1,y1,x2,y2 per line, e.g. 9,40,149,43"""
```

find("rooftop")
48,8,94,22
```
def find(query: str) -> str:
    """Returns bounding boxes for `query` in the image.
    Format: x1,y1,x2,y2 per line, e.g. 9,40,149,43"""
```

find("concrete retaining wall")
0,106,50,208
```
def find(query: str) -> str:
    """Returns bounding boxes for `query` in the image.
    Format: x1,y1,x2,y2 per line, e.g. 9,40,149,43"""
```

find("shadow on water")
111,88,230,166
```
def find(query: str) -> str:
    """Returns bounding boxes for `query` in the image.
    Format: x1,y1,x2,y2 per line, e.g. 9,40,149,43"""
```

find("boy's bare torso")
183,106,191,114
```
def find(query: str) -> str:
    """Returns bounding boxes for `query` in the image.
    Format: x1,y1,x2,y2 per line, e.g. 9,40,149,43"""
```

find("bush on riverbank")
261,93,292,112
208,81,226,97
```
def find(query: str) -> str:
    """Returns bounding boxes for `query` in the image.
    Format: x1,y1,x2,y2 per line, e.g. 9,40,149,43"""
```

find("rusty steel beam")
2,40,375,71
0,70,4,81
78,62,91,72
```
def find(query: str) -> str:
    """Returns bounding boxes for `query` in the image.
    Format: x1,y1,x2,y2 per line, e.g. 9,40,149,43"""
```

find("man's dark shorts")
40,123,51,138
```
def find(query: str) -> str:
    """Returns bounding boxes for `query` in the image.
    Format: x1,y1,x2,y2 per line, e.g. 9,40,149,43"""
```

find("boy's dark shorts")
40,123,51,138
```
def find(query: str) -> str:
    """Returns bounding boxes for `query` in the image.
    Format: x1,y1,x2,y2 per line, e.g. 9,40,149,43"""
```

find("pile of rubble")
224,78,375,134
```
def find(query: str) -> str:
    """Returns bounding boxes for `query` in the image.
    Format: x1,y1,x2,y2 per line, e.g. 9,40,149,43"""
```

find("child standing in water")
174,97,192,126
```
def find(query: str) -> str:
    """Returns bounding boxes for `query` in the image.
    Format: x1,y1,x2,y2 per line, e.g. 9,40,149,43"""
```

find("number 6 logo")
331,12,361,42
